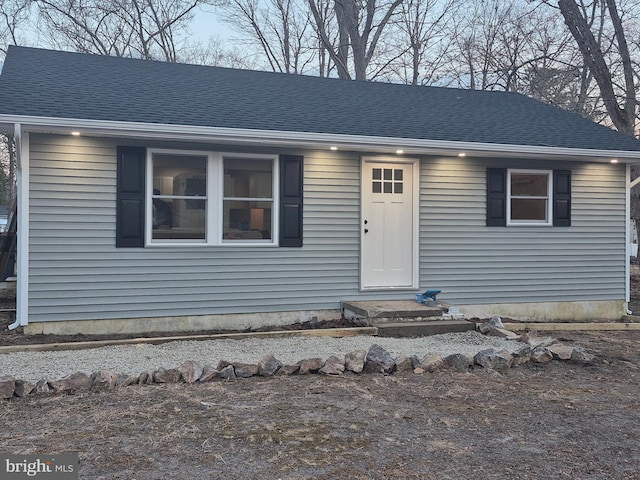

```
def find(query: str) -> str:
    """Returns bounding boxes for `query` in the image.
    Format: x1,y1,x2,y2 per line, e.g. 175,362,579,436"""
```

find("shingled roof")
1,45,640,152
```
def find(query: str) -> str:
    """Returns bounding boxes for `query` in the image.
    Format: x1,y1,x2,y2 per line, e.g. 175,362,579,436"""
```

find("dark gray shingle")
1,45,639,152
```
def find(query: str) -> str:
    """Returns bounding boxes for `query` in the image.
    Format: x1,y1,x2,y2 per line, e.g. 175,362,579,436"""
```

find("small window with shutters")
486,168,571,227
508,170,552,225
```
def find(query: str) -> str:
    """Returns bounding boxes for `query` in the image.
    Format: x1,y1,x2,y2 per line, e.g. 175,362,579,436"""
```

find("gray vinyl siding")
420,157,626,304
28,134,627,323
28,134,373,322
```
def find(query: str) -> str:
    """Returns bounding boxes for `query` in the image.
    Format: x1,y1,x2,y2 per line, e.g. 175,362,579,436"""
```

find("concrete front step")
342,300,449,324
375,320,476,338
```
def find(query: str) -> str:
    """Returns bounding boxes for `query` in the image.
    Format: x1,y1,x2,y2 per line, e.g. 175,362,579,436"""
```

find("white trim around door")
360,156,420,290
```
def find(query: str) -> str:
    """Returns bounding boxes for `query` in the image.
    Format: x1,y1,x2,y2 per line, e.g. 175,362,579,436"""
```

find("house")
1,45,640,335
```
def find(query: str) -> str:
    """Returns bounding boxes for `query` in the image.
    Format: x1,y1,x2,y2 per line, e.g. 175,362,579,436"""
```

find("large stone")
571,346,594,363
138,371,155,385
50,372,93,393
0,375,15,399
478,316,504,334
319,356,345,375
420,354,444,372
394,355,414,372
278,364,300,375
153,368,181,384
443,353,473,372
548,343,574,361
258,354,283,377
92,370,117,390
199,365,219,382
234,363,259,378
474,348,498,369
531,346,553,364
115,374,138,388
344,350,367,373
410,355,422,369
298,358,324,375
179,360,204,384
474,349,513,370
35,379,50,394
520,334,555,348
364,344,396,374
511,345,532,366
14,380,36,397
486,327,520,339
499,349,514,367
218,365,236,380
217,360,232,371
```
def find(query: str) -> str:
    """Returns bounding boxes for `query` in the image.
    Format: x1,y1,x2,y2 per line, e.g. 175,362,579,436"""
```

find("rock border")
0,317,594,399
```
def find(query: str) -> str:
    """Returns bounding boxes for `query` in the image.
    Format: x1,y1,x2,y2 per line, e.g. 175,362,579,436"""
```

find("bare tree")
381,0,457,85
182,37,257,67
0,0,27,212
445,0,562,92
308,0,403,80
0,0,31,55
0,137,16,212
219,0,315,73
557,0,636,134
35,0,211,62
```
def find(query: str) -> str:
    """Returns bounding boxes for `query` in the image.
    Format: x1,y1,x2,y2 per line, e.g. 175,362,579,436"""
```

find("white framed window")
147,149,278,246
507,169,552,226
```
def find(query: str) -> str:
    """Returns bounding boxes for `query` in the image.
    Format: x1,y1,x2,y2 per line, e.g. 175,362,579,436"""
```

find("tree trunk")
558,0,636,135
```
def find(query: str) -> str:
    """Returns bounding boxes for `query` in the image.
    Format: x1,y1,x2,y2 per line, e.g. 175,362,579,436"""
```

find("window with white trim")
148,150,277,245
507,169,552,225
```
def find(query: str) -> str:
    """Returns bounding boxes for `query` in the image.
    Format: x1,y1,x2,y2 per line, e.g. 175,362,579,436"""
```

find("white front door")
361,158,418,289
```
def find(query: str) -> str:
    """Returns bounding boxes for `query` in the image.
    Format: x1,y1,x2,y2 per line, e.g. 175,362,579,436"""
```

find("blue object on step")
415,289,442,304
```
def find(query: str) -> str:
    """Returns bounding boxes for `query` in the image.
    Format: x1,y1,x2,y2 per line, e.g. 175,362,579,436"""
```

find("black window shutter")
279,155,304,247
553,170,571,227
116,146,146,247
486,168,507,226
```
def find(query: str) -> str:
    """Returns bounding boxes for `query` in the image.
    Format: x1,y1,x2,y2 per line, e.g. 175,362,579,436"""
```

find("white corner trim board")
9,124,28,330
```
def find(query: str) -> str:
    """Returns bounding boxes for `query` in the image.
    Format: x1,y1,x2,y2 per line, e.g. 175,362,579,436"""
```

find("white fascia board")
5,114,640,162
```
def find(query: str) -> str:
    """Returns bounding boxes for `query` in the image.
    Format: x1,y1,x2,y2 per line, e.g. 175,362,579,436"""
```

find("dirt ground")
1,283,640,478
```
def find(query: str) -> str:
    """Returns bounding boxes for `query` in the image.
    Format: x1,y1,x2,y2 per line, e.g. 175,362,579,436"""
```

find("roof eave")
2,115,640,163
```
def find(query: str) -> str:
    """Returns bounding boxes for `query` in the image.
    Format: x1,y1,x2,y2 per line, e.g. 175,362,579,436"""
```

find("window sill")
506,222,553,227
145,242,279,248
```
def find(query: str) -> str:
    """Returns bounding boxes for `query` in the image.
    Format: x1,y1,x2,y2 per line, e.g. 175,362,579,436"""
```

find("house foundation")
22,310,341,336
